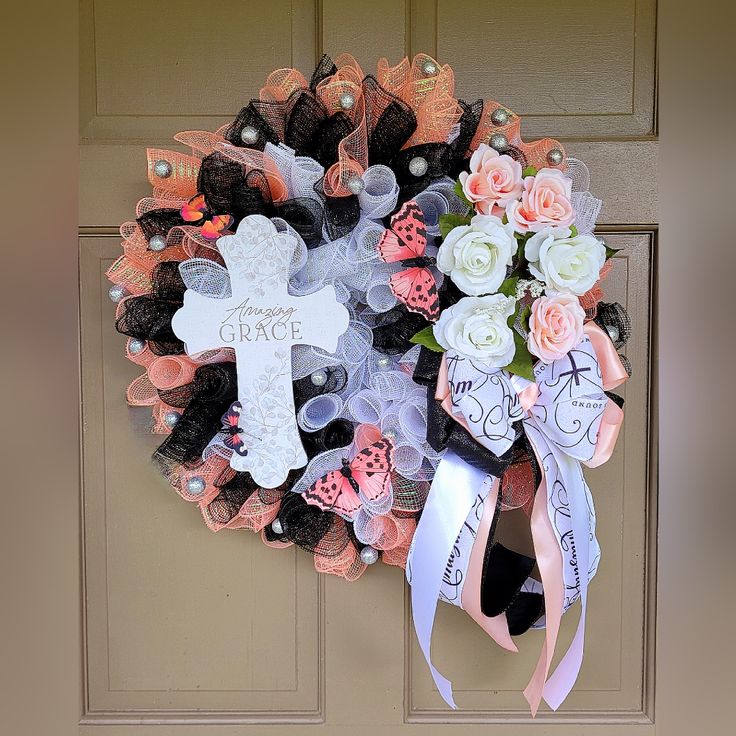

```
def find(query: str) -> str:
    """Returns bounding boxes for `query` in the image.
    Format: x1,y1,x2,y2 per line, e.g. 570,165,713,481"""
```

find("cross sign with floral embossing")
172,215,350,488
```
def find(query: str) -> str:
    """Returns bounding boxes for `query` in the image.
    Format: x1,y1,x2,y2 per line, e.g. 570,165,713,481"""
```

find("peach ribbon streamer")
460,479,518,653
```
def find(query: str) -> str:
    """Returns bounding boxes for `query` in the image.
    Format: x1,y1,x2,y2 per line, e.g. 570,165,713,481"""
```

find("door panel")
79,0,657,731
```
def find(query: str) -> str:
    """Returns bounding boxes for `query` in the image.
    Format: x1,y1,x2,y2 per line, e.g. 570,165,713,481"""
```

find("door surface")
79,1,658,732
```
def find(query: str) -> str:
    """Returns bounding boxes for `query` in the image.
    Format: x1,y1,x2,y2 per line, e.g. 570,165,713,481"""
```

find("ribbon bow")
407,322,627,714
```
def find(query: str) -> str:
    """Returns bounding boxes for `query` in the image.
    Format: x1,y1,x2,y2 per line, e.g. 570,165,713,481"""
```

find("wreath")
107,53,632,714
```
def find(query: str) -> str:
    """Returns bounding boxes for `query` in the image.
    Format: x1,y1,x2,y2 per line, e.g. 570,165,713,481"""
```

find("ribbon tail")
408,450,493,709
523,473,564,717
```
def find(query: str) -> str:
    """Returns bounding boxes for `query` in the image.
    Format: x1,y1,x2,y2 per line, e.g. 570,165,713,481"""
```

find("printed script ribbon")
407,322,627,714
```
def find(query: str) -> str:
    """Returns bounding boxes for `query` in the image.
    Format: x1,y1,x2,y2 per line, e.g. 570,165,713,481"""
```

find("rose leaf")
504,332,535,381
522,165,538,178
452,179,474,211
439,213,472,239
498,276,519,298
409,326,446,353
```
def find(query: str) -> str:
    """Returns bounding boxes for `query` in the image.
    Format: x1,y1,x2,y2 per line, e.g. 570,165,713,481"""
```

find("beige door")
79,0,657,732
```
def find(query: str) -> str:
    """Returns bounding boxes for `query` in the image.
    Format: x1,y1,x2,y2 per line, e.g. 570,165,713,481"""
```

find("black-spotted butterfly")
221,401,248,457
302,437,394,520
377,200,440,321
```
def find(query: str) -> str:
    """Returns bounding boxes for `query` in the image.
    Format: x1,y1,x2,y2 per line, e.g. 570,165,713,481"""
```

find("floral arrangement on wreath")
107,53,632,715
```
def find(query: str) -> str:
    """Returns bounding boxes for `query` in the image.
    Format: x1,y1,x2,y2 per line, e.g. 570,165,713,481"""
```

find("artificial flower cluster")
420,143,610,375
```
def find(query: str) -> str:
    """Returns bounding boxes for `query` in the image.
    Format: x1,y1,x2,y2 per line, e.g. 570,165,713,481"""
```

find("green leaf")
498,276,519,298
452,179,473,210
519,304,532,333
521,165,538,178
604,243,622,259
504,331,535,381
409,326,445,353
569,225,578,237
439,212,471,239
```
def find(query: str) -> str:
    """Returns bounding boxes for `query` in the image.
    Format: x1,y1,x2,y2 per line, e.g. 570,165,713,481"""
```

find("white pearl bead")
547,148,564,165
164,411,180,428
310,370,328,386
148,235,167,252
377,356,390,368
421,60,438,75
186,476,206,494
153,159,172,178
606,325,620,343
360,546,379,565
408,156,428,177
108,284,126,303
490,108,509,126
271,518,284,535
128,338,145,355
339,92,355,110
347,176,365,195
240,125,258,144
489,133,508,151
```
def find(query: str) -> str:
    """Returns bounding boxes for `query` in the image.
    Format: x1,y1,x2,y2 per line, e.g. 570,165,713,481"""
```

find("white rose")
433,294,517,366
525,226,606,295
437,214,517,296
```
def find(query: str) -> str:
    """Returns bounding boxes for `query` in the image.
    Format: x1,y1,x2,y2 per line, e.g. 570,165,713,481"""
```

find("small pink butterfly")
302,437,395,520
180,194,233,240
378,200,440,322
221,401,248,457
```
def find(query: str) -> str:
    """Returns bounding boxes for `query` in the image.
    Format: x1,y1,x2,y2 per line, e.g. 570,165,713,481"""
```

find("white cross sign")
172,215,349,488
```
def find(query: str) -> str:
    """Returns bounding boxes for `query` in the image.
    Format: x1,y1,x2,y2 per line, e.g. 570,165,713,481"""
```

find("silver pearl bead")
546,148,564,166
164,411,180,428
606,325,620,343
384,429,396,441
153,159,172,178
148,235,167,252
490,108,509,126
377,356,390,368
128,338,145,355
408,156,429,177
240,125,258,145
310,370,328,387
339,92,355,110
347,176,365,195
108,284,126,303
360,545,379,565
186,476,206,495
271,518,284,535
421,60,438,75
489,133,508,152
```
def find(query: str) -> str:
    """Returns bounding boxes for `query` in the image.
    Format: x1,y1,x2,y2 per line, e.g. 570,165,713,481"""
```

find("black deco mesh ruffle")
153,362,237,464
137,208,185,242
223,101,281,151
115,261,186,356
299,418,354,460
594,301,632,350
293,366,348,410
371,305,427,355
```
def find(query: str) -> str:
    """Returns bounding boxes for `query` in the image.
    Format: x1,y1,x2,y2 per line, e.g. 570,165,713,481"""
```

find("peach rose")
505,168,574,233
527,292,585,364
459,144,523,214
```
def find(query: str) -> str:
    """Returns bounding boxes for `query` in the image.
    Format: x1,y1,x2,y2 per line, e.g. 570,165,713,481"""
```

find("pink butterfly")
302,437,395,520
221,401,248,457
378,200,440,322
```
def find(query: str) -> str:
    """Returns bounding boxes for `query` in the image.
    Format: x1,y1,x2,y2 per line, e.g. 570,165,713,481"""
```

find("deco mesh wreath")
107,53,632,714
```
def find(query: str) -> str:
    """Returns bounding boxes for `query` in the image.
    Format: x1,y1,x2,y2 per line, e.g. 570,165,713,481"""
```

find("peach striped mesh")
126,373,159,406
147,355,198,391
376,56,412,96
125,338,155,367
106,255,153,296
175,455,233,505
259,67,308,102
146,148,200,198
152,401,181,434
314,540,366,581
174,130,226,157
